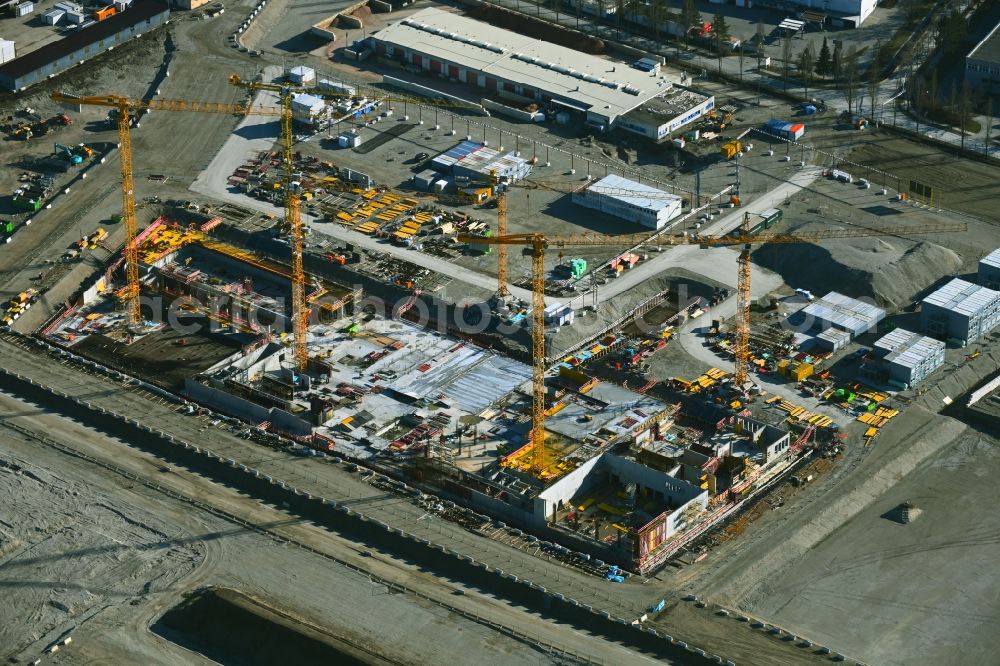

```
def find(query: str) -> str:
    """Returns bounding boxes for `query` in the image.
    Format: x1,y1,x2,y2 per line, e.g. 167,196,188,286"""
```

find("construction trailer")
921,278,1000,345
795,291,886,339
0,40,15,65
871,328,945,389
979,247,1000,290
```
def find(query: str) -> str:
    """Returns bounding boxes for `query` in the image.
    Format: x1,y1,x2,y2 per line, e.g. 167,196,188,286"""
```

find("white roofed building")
921,278,1000,344
979,247,1000,290
871,329,945,388
368,8,710,133
572,175,682,229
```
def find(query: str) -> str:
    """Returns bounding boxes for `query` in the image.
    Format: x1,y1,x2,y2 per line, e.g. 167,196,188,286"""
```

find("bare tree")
738,39,745,81
798,45,815,101
842,45,860,115
868,43,881,122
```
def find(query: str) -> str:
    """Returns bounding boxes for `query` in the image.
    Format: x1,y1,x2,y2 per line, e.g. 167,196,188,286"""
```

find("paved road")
594,166,822,303
497,0,999,160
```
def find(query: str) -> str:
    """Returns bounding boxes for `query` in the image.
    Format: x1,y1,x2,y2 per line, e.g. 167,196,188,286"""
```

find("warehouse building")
369,8,711,133
979,247,1000,290
966,23,1000,92
796,291,885,338
572,174,682,230
0,1,169,92
615,87,714,142
872,329,945,389
921,278,1000,344
430,140,532,183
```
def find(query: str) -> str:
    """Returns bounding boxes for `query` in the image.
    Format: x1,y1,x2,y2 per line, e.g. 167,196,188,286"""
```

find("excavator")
54,143,82,165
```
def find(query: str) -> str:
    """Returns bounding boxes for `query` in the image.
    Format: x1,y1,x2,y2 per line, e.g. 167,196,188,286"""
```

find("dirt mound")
468,6,605,54
752,239,961,308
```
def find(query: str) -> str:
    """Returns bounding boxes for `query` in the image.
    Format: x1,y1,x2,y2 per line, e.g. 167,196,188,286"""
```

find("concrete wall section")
185,378,313,436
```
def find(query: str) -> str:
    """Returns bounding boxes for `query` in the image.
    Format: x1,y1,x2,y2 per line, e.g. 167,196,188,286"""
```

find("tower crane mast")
461,221,963,475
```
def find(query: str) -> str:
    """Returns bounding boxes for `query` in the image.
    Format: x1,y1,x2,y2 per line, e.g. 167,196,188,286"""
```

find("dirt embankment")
153,587,389,666
752,239,962,308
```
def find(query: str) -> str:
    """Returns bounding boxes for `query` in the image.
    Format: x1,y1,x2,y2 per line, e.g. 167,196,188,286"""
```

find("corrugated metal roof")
584,174,680,213
371,8,676,121
980,247,1000,270
431,139,530,178
801,291,885,336
874,328,944,370
817,328,851,343
922,278,1000,318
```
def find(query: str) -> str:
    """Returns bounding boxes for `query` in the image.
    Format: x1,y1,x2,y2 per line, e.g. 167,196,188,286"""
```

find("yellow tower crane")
53,76,496,366
49,92,296,341
460,220,963,475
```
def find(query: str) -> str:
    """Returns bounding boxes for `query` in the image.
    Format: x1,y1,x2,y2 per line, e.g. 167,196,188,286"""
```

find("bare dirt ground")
0,390,589,666
744,426,1000,666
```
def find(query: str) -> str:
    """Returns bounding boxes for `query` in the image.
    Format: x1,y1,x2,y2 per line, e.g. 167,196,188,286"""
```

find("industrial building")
0,0,170,91
979,247,1000,290
572,175,682,230
777,0,877,27
966,22,1000,92
368,8,711,133
872,329,945,388
796,291,886,338
430,140,532,183
291,93,327,126
615,87,715,142
921,278,1000,344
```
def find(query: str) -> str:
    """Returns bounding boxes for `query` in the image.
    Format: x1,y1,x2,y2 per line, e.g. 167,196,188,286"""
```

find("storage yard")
2,0,1000,665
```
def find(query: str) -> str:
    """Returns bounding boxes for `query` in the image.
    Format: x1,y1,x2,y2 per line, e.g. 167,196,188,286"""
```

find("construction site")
2,0,1000,665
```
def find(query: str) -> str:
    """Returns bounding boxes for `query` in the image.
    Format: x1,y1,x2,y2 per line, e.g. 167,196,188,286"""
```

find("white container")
0,40,15,65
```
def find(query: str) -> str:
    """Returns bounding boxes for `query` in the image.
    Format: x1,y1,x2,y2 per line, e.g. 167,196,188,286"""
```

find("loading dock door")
448,65,459,79
412,53,422,67
431,59,442,73
485,77,497,91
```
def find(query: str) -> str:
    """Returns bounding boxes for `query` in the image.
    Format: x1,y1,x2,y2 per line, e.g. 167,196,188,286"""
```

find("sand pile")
752,239,962,308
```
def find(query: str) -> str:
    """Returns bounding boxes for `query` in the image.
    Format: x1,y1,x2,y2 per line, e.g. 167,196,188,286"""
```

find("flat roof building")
979,247,1000,290
615,87,714,142
430,140,532,183
0,1,169,91
872,328,945,388
369,8,703,132
796,291,885,338
571,174,682,230
921,278,1000,344
966,23,1000,91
